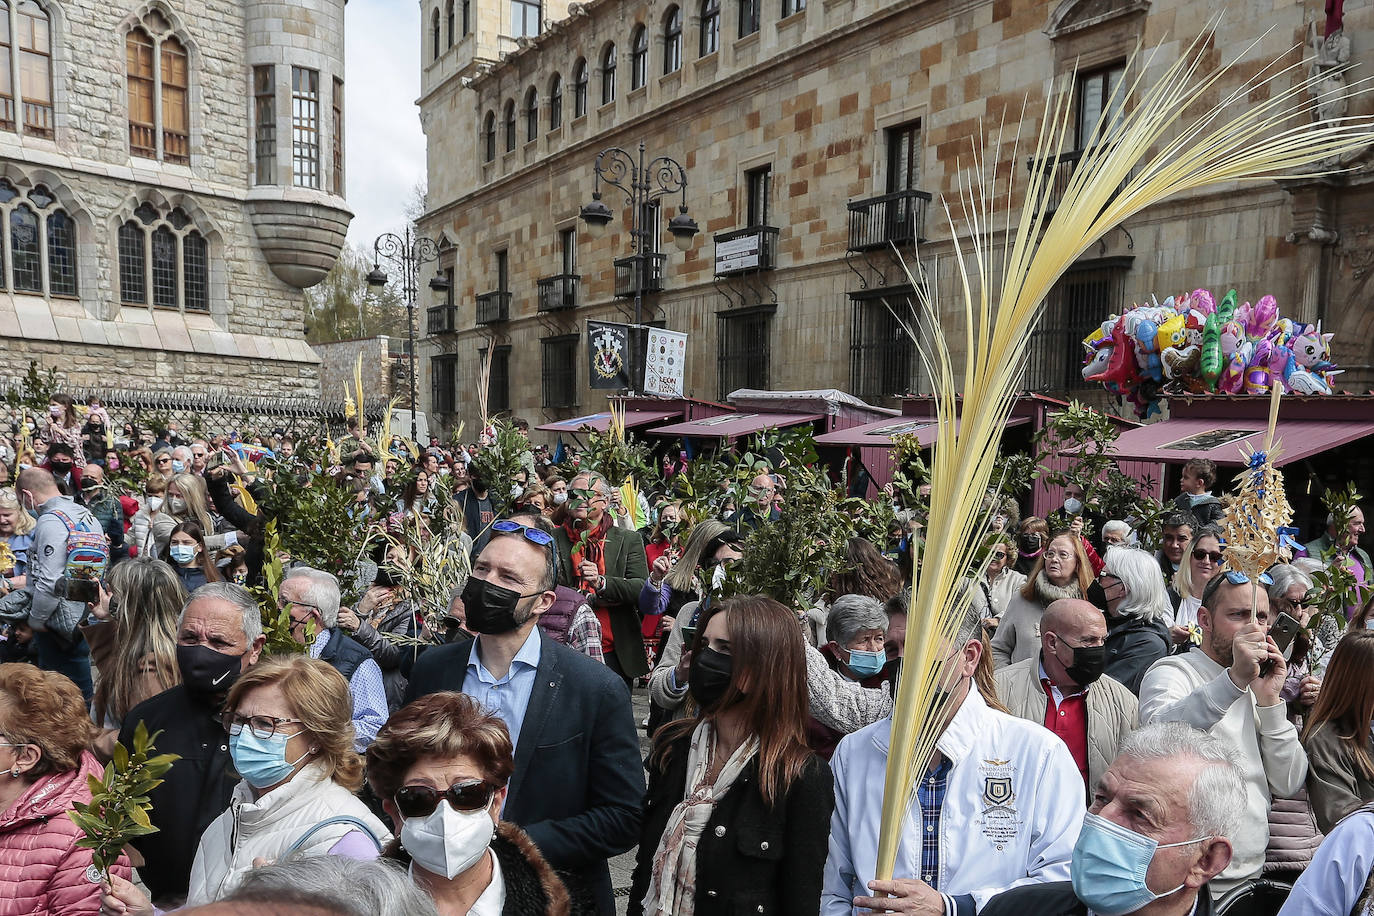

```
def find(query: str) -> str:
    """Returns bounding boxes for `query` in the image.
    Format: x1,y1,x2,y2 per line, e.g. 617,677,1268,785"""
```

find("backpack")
48,506,109,595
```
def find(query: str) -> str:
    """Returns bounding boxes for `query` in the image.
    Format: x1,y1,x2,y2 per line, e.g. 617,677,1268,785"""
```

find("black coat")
980,879,1214,916
1105,612,1171,696
627,730,834,916
404,631,644,916
118,685,236,905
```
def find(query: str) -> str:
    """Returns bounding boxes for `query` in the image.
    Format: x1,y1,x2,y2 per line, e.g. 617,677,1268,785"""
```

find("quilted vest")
185,761,390,906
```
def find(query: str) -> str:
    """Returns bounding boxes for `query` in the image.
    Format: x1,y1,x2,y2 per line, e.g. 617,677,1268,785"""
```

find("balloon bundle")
1080,288,1341,417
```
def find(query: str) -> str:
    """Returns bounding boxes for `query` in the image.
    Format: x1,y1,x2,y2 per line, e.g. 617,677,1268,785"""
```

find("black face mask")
374,566,399,588
688,646,734,710
461,575,537,635
1057,641,1107,687
177,644,244,698
1017,534,1043,555
1085,579,1110,613
49,462,72,476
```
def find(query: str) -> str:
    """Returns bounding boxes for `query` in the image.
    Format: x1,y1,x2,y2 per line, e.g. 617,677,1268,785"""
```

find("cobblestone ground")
612,686,653,915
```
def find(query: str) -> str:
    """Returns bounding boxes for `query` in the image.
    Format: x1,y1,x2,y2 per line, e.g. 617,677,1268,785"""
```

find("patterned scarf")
564,513,612,596
642,722,759,916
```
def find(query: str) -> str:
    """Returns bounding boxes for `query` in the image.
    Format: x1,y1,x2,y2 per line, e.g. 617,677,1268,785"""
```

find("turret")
244,0,351,288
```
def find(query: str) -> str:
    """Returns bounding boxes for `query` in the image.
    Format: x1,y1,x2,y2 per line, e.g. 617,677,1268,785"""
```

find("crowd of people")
0,397,1372,916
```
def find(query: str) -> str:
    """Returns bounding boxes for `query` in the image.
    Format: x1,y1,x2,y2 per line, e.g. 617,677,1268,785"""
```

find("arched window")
0,181,76,297
483,110,496,161
573,58,588,118
663,6,682,74
630,26,647,90
503,99,515,152
700,0,719,56
15,1,51,138
431,8,441,59
738,0,759,37
446,0,455,46
600,44,616,106
126,14,194,163
548,73,562,130
116,201,214,311
524,87,538,143
462,0,470,35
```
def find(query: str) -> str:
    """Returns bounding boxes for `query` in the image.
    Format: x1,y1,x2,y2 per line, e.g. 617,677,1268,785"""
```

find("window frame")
745,164,771,227
116,201,214,313
573,58,588,117
548,73,562,129
253,64,276,185
781,0,805,16
600,44,616,106
663,6,682,74
483,110,496,162
737,0,759,38
503,98,516,152
1075,62,1126,151
446,0,455,46
126,15,194,163
540,334,580,409
523,86,538,143
699,0,720,56
431,8,441,59
510,0,540,39
15,0,51,138
331,76,344,195
290,65,321,189
717,305,773,400
0,180,78,300
630,25,647,90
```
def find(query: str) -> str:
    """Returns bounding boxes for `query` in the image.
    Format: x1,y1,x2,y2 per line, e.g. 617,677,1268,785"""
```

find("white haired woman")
1099,546,1173,695
807,595,895,760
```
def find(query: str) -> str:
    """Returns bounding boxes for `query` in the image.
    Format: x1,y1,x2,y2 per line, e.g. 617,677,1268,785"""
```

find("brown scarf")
564,513,612,596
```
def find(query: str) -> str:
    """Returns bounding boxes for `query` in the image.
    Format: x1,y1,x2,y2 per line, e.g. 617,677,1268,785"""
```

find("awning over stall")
1106,417,1374,466
535,409,682,434
814,415,1031,448
647,411,823,440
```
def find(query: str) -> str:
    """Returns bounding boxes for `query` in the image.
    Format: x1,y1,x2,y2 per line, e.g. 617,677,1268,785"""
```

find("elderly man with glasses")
1139,570,1308,896
406,514,643,916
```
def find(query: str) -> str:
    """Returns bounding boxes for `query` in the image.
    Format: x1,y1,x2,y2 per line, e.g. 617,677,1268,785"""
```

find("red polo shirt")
1041,668,1089,787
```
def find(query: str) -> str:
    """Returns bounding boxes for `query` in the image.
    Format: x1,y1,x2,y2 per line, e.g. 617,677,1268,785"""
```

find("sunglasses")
1192,549,1224,564
394,780,499,819
990,551,1008,561
156,457,172,464
491,519,555,548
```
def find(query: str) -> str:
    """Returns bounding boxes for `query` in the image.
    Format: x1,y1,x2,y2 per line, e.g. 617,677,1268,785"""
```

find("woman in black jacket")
1099,545,1173,695
629,595,834,916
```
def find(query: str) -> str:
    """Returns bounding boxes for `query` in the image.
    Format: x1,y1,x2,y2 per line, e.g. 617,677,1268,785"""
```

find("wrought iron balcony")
713,226,779,277
614,253,666,299
537,274,580,312
426,305,458,335
475,290,511,325
1025,148,1133,218
846,189,932,252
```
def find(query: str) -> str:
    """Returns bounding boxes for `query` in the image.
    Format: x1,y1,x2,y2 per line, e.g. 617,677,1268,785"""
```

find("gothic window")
600,44,616,106
431,8,440,59
503,98,515,152
700,0,719,56
663,7,682,74
253,65,275,184
291,66,320,188
573,58,588,118
630,25,647,90
125,12,193,161
0,182,76,297
445,0,455,46
483,110,495,161
548,73,562,130
116,201,215,312
15,1,49,137
524,86,537,143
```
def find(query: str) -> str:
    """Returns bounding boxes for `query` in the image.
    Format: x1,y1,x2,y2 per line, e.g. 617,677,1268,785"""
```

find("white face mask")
552,491,568,505
147,496,164,512
1064,497,1084,515
169,496,187,515
401,803,495,880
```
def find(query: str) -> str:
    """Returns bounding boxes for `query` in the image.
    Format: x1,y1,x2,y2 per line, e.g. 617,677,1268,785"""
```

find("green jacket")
553,522,650,678
1303,533,1373,575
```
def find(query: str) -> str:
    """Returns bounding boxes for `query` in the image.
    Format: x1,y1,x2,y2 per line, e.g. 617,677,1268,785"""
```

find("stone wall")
418,0,1374,439
313,335,403,403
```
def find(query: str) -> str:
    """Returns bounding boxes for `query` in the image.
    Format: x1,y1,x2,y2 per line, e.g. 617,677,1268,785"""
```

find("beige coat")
994,653,1139,794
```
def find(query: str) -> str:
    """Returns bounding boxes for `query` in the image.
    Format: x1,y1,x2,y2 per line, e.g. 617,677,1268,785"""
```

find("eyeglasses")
491,519,554,548
1224,570,1273,587
394,780,499,819
1192,549,1224,564
220,713,305,739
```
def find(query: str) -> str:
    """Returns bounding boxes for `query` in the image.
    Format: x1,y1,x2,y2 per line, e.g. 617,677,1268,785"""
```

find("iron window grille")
480,345,512,414
849,288,918,402
717,305,774,399
1024,257,1131,393
541,334,579,408
431,354,459,414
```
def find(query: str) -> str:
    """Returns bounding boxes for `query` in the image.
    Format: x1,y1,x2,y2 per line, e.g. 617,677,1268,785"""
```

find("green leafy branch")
3,359,60,413
69,722,179,882
251,520,305,656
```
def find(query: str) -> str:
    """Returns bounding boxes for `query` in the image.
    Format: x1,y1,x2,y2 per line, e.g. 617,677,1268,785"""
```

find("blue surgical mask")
847,648,886,679
172,459,186,474
229,729,312,789
1070,812,1207,916
170,544,197,565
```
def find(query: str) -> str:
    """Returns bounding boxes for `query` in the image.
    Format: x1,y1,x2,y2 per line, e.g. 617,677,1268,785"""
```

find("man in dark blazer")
552,470,650,681
405,515,644,915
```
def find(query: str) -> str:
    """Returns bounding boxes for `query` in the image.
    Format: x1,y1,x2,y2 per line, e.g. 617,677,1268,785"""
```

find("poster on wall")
588,320,633,390
644,328,687,397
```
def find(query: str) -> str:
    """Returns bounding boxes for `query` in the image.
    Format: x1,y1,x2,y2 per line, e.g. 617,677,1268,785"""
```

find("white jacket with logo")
186,761,391,905
822,687,1083,915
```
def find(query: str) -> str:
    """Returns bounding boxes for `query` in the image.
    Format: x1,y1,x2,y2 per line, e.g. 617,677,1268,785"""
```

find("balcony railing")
846,189,932,252
0,96,14,131
23,102,52,139
614,253,666,299
713,226,779,276
426,304,458,335
537,274,580,312
1025,148,1133,218
476,290,511,325
130,122,156,158
164,130,189,165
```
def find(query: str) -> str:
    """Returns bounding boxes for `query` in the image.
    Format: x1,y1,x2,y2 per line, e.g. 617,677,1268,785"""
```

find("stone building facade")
313,334,406,403
0,0,350,394
417,0,1374,439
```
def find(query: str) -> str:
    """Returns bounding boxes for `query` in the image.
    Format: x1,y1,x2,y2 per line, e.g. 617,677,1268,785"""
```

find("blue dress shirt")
309,629,389,751
463,627,543,750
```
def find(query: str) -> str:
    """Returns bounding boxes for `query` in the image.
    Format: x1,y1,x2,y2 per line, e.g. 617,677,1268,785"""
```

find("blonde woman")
151,473,234,557
0,486,35,593
1168,526,1223,646
101,656,391,914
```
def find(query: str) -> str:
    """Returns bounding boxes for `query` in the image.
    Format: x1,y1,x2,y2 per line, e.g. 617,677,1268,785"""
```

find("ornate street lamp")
366,227,445,442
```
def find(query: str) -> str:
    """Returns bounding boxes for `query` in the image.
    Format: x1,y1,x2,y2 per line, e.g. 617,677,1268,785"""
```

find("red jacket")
0,751,131,915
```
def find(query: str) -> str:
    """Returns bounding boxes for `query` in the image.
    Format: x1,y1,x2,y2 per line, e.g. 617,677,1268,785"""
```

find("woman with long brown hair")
1303,629,1374,832
89,557,184,733
990,530,1093,667
629,595,833,916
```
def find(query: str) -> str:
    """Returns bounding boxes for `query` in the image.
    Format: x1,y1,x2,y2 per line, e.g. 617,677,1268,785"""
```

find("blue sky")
343,0,427,252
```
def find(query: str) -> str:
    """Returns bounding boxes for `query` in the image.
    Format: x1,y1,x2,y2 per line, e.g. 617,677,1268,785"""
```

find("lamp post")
579,141,698,387
366,227,448,442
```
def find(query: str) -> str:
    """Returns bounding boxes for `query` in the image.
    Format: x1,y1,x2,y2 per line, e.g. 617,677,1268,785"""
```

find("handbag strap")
282,815,383,859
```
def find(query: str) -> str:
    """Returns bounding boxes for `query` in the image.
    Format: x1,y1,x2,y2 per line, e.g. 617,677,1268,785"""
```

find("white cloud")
343,0,427,254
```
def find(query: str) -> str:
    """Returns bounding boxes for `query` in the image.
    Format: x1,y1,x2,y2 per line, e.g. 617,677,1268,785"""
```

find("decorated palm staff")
1219,386,1292,624
870,23,1374,904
